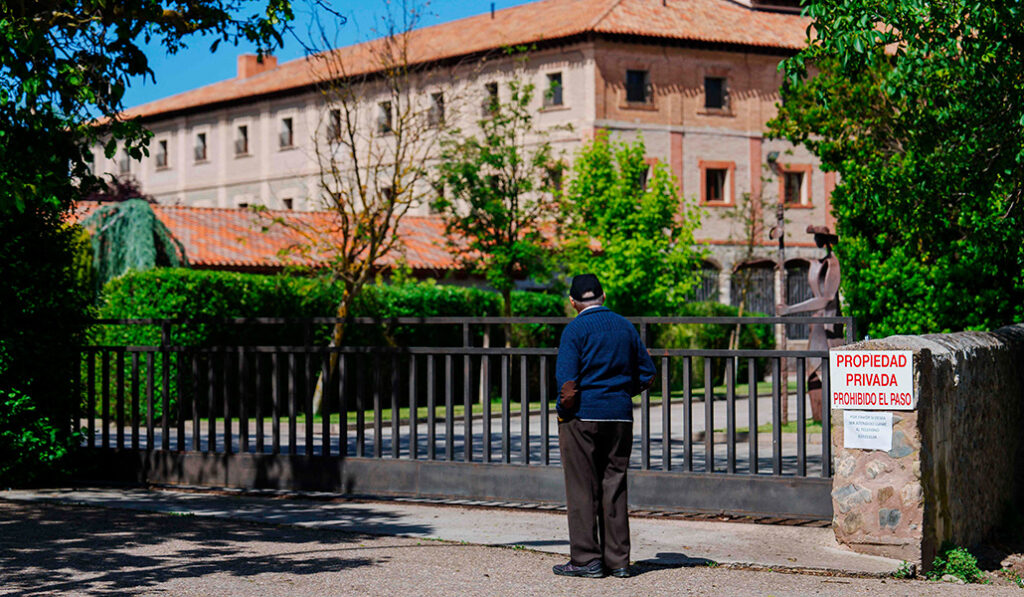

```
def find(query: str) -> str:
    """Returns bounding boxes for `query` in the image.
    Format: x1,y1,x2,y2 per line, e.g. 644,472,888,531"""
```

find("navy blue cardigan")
555,306,656,421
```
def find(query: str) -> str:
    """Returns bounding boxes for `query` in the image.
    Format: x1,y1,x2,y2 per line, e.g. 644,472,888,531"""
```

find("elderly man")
552,273,656,579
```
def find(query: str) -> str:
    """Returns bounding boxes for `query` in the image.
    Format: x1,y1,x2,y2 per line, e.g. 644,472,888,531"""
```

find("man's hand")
560,380,580,410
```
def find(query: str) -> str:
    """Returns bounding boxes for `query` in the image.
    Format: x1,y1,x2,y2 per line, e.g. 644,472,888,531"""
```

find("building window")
731,262,776,316
783,171,803,204
706,169,726,202
428,92,445,126
704,76,728,110
279,117,294,148
117,151,130,175
785,261,812,339
699,160,735,205
155,140,168,169
328,108,341,141
544,72,563,107
625,69,651,103
377,102,393,134
638,166,650,191
691,261,721,303
778,164,812,205
194,132,207,162
547,167,563,194
235,125,249,155
483,82,499,115
282,198,293,210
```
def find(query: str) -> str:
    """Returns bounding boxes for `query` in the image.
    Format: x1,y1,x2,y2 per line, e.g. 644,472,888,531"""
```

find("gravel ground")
1,501,1020,597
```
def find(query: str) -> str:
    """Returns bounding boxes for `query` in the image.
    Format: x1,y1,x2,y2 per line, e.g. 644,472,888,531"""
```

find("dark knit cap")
570,274,604,302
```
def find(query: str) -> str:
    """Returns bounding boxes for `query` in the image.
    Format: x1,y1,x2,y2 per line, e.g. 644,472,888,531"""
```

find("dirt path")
0,501,1019,597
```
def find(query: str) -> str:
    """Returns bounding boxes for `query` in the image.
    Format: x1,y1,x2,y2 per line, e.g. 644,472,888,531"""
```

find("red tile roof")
123,0,808,121
77,203,459,272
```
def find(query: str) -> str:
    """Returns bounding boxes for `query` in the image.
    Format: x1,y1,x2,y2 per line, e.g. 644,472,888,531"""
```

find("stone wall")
830,324,1024,568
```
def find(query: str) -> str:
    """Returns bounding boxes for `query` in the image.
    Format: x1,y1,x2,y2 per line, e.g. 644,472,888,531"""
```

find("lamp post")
767,151,789,425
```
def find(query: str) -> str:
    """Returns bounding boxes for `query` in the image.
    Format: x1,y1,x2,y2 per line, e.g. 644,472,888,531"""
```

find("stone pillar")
831,403,924,562
830,326,1024,570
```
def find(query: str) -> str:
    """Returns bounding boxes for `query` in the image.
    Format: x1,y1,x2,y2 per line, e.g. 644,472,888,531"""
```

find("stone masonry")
830,324,1024,569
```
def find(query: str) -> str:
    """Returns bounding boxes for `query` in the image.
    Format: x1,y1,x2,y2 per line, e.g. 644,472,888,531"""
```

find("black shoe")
553,559,606,578
610,566,631,578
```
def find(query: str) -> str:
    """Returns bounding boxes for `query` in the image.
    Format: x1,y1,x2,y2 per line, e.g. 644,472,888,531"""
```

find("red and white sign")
829,350,915,410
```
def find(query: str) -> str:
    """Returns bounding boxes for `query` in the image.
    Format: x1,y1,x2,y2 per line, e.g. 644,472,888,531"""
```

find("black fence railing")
75,316,853,518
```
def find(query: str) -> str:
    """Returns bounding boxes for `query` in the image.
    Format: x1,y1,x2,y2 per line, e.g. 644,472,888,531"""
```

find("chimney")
237,54,278,79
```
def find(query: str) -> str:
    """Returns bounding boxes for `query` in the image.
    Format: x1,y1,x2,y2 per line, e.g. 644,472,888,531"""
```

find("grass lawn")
176,381,807,426
202,397,544,426
667,380,798,401
713,419,823,435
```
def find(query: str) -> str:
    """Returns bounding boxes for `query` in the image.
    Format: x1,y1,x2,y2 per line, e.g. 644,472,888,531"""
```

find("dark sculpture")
777,226,842,422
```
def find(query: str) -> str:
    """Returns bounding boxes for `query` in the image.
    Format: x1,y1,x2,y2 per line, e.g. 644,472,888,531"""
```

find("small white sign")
844,411,893,451
830,350,915,410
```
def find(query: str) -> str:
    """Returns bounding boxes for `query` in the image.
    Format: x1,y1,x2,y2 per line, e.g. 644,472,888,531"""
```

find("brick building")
93,0,830,328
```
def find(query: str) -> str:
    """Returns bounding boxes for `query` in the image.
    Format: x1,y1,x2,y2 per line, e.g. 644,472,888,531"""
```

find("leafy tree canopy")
561,134,704,316
769,0,1024,337
81,199,188,289
0,1,294,483
434,78,561,317
1,0,294,213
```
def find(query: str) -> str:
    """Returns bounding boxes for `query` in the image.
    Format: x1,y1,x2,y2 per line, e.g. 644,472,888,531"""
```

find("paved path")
1,494,1019,596
4,487,893,573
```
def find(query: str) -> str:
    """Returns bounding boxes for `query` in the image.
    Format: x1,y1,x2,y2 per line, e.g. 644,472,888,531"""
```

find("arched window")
691,261,720,303
731,262,774,315
785,260,812,339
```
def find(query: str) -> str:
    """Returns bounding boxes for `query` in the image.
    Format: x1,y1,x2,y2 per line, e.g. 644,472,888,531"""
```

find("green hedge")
653,301,776,389
92,269,569,347
84,270,775,416
86,269,565,417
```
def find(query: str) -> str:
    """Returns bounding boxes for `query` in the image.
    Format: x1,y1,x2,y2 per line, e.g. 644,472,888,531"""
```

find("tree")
81,199,188,289
560,134,704,316
1,1,295,214
0,1,294,483
434,77,561,319
768,0,1024,337
287,1,440,340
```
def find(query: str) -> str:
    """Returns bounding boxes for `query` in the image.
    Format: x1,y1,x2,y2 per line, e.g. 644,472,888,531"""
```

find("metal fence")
76,315,854,519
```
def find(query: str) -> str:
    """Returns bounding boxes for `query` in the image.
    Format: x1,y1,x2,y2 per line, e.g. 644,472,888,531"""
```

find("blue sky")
124,0,538,109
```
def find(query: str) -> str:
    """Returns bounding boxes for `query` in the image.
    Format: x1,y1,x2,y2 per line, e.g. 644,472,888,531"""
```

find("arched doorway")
785,259,812,339
692,260,721,303
730,261,774,315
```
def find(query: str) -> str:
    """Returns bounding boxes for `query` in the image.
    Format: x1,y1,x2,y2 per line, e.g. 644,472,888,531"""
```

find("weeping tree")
81,199,188,289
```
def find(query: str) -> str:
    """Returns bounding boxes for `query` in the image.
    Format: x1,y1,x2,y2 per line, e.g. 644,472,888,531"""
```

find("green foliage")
1004,569,1024,588
91,268,561,348
95,269,510,346
509,291,568,348
893,560,916,579
927,545,985,584
0,388,76,487
769,1,1024,337
89,269,563,415
654,302,774,388
560,134,705,316
81,199,188,288
434,79,562,316
0,0,294,484
1,2,294,214
0,206,91,418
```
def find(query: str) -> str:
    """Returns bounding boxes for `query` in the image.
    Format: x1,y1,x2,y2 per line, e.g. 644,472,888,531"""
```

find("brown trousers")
558,418,633,569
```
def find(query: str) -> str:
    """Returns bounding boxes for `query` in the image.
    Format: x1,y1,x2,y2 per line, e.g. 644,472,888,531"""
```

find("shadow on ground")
0,499,436,597
631,551,717,576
